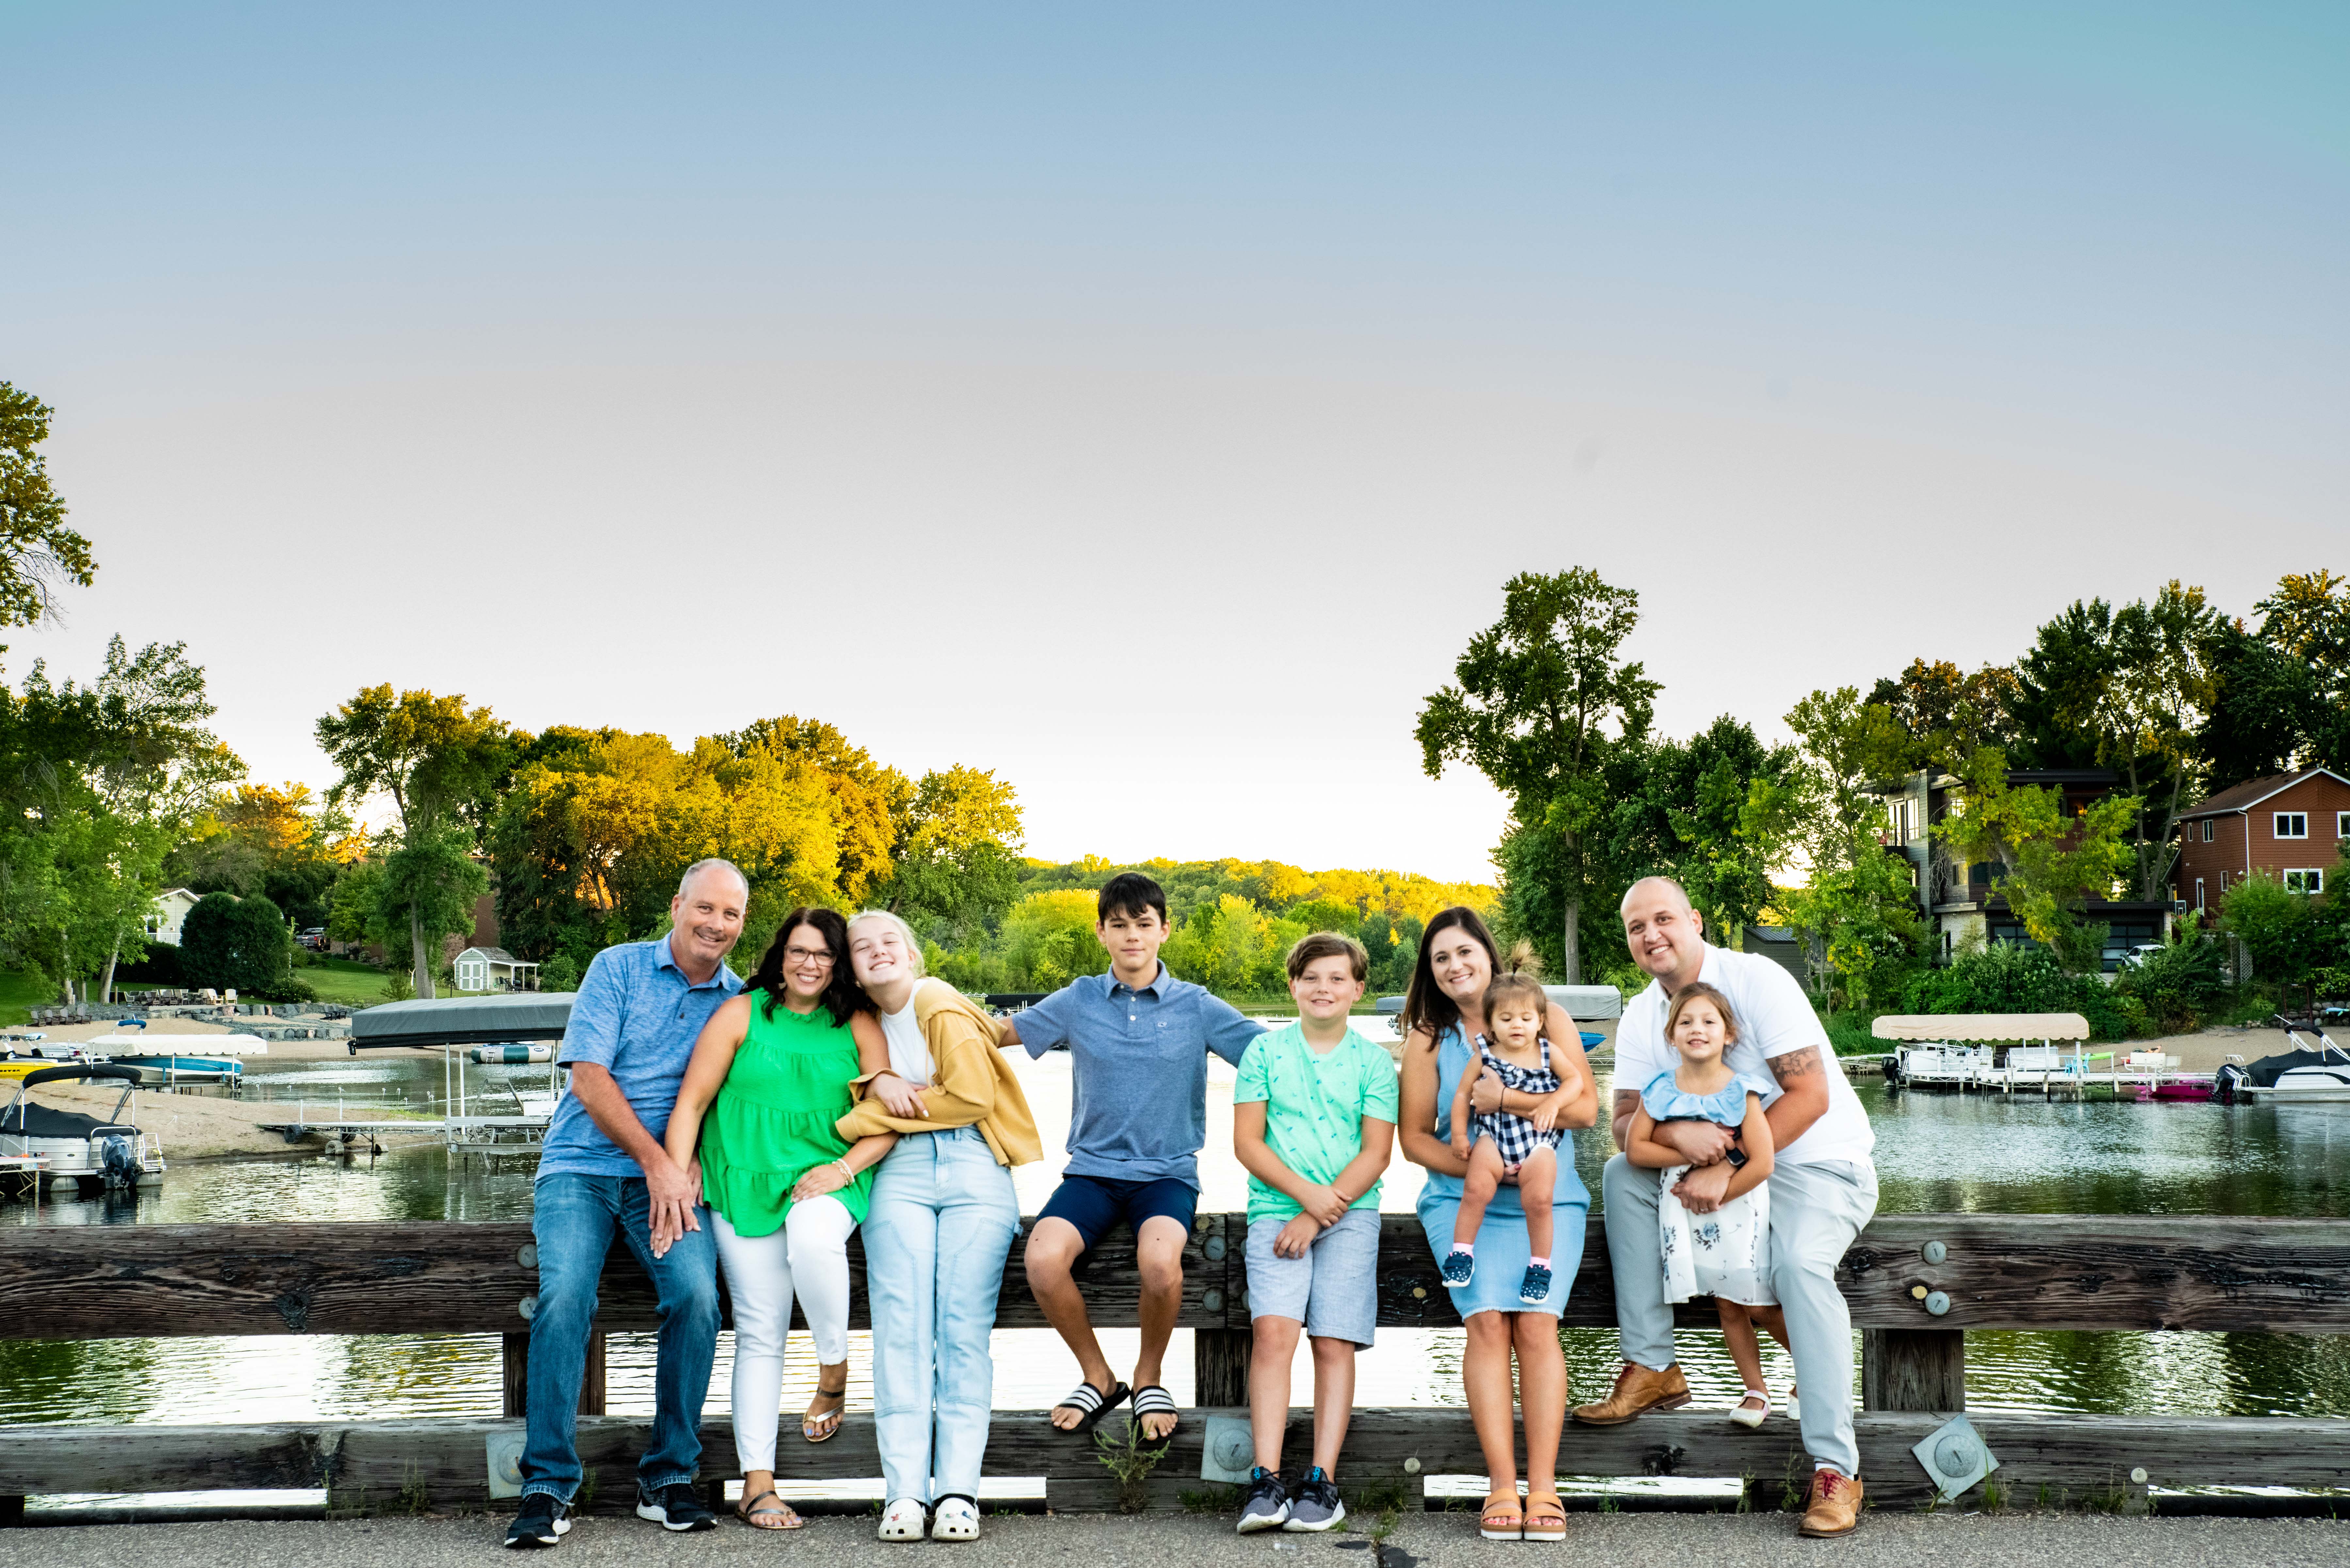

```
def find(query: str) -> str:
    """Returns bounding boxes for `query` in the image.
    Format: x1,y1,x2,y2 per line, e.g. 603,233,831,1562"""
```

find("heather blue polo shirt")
538,934,744,1180
1015,963,1264,1189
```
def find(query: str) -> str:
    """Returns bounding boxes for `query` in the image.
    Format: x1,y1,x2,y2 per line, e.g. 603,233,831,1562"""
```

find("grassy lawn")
0,968,57,1027
295,956,395,1007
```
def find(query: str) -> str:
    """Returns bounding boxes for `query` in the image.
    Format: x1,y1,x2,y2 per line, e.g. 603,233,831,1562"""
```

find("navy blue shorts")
1038,1174,1198,1251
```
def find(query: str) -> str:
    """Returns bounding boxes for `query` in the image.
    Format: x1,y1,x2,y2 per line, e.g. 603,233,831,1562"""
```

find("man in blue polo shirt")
505,859,748,1551
1002,873,1264,1442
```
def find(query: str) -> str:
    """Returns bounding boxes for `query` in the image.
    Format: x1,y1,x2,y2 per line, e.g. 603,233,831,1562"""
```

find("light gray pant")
1602,1153,1878,1478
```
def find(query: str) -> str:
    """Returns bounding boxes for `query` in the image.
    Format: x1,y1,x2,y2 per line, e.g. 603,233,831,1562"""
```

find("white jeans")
712,1197,857,1473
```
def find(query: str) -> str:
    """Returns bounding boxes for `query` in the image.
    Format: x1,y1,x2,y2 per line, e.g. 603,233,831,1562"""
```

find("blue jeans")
522,1172,722,1503
865,1126,1020,1504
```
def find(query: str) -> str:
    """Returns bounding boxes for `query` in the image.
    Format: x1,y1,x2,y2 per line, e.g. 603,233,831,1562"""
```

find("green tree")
2198,620,2319,790
1777,687,1926,1010
2015,584,2224,902
2220,872,2320,1010
882,766,1025,941
316,686,509,997
2252,569,2350,772
179,891,293,995
1868,658,2021,770
1417,568,1659,982
1935,749,2138,975
376,819,489,989
0,383,98,626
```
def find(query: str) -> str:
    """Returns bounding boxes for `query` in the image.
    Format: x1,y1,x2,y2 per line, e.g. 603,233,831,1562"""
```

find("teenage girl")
1623,980,1791,1427
1443,958,1574,1305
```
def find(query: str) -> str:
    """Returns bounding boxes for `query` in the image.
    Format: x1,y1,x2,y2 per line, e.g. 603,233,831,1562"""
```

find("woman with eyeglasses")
663,906,901,1531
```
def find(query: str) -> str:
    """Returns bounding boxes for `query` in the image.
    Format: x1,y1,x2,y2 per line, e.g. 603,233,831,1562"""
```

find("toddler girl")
1443,963,1573,1306
1623,981,1787,1427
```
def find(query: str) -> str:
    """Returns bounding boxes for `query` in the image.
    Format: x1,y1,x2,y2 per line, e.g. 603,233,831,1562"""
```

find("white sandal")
931,1496,981,1541
1785,1385,1800,1423
878,1497,928,1542
1729,1386,1770,1429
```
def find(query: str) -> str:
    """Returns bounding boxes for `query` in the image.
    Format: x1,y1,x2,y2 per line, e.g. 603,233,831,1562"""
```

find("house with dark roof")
2174,767,2350,917
1874,767,2174,970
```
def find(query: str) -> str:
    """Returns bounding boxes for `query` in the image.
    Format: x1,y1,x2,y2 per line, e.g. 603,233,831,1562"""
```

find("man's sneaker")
1518,1263,1553,1304
635,1481,717,1533
1282,1468,1346,1532
1236,1467,1291,1533
504,1493,570,1550
1440,1248,1476,1286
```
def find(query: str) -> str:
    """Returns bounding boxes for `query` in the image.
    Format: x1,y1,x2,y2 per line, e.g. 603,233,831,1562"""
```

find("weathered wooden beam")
1862,1328,1965,1414
9,1408,2347,1513
502,1331,606,1418
7,1212,2350,1340
0,1217,1225,1340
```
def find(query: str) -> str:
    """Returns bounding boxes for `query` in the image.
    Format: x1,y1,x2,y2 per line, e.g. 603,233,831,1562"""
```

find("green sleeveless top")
698,996,873,1236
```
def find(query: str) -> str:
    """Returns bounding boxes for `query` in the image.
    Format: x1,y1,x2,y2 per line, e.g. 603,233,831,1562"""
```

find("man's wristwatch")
1724,1147,1749,1170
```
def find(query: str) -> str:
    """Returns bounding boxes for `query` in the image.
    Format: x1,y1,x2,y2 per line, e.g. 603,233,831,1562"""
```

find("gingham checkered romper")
1470,1034,1563,1170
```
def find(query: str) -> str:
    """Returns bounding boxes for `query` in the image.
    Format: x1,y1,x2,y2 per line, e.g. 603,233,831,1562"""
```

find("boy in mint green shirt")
1230,932,1399,1534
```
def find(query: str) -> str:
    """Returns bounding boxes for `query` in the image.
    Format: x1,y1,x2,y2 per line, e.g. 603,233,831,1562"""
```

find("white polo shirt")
1613,944,1874,1170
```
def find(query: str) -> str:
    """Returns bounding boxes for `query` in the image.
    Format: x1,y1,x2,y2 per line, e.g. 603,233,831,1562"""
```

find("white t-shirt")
880,992,932,1085
1613,944,1874,1170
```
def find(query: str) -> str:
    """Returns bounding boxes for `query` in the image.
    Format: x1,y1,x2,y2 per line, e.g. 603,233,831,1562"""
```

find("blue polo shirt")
538,934,744,1180
1015,963,1264,1189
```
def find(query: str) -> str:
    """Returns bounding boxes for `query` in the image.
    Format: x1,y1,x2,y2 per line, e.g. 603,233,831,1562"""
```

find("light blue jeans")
864,1126,1020,1505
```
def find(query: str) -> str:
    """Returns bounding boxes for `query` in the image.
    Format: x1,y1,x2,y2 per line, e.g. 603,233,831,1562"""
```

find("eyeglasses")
783,947,835,965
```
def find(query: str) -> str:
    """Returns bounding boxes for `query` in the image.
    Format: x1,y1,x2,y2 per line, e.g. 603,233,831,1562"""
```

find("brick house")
2175,766,2350,917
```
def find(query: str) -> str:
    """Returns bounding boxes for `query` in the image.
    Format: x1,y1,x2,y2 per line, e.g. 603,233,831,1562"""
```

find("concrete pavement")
2,1507,2342,1568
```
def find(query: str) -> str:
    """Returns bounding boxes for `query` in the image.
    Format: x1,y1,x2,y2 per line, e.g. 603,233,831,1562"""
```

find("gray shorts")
1244,1208,1381,1347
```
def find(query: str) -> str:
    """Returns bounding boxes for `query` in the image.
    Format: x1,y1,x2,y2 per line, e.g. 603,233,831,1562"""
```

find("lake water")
9,1045,2350,1444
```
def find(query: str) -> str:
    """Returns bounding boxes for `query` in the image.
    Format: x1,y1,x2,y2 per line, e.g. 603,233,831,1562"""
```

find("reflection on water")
8,1055,2350,1429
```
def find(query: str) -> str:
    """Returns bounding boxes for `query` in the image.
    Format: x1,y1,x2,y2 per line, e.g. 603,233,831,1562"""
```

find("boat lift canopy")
350,993,577,1050
1871,1012,2090,1043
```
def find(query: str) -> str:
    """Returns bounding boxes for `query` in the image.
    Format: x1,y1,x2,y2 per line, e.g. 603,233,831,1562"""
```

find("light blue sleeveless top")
1421,1025,1587,1208
1640,1069,1774,1128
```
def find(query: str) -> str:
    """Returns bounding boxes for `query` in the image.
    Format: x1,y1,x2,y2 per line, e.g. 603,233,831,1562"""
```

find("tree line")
1420,566,2350,1027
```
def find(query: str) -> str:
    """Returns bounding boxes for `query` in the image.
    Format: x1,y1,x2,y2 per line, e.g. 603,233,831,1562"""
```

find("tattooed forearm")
1769,1046,1822,1083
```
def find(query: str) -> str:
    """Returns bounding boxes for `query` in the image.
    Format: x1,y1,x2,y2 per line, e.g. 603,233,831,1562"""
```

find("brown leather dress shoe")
1570,1361,1691,1425
1798,1469,1863,1537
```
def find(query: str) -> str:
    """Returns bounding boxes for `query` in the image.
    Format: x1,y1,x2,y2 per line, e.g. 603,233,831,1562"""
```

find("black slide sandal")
1052,1379,1130,1434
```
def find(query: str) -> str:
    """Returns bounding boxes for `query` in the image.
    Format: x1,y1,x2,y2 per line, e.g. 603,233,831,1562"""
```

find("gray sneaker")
1283,1469,1346,1532
1236,1468,1291,1533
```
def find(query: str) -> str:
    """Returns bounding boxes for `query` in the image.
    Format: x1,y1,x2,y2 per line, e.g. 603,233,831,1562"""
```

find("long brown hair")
1400,905,1501,1050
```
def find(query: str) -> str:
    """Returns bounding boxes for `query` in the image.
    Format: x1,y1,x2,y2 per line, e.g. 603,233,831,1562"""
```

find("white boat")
2216,1019,2350,1104
0,1064,166,1191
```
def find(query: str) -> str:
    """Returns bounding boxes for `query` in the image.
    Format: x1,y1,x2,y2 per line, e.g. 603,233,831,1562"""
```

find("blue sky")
6,4,2344,878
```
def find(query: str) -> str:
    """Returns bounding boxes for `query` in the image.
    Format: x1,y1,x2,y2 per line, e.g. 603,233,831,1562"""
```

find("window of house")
2284,869,2325,895
2195,878,2206,911
2201,819,2215,843
2339,811,2349,839
2276,812,2309,839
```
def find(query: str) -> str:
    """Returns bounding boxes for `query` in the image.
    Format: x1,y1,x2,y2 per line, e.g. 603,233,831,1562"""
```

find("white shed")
454,946,541,994
146,887,201,947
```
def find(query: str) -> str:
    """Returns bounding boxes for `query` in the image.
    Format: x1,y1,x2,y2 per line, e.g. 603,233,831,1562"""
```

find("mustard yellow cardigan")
835,977,1041,1167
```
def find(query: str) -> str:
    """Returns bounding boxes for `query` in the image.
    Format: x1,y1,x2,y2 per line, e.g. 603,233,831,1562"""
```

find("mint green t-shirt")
1232,1022,1401,1223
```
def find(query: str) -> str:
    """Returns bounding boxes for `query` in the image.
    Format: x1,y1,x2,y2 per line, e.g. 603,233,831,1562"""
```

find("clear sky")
6,3,2344,881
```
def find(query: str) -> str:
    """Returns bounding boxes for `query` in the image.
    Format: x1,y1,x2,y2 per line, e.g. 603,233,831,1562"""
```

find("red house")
2174,766,2350,917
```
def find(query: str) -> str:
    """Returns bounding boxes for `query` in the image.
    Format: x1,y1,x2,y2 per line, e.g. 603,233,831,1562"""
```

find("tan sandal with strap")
1479,1490,1523,1541
1523,1493,1566,1541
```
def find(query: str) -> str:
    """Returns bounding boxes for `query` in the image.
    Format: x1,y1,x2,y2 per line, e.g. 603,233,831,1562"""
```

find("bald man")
1572,877,1878,1539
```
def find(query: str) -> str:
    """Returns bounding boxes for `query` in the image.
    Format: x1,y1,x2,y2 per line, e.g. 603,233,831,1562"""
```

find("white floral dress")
1646,1070,1777,1307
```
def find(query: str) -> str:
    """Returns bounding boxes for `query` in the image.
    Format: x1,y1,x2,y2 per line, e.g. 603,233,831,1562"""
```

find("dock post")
502,1329,608,1416
1,1494,22,1527
1861,1328,1964,1413
1193,1214,1250,1407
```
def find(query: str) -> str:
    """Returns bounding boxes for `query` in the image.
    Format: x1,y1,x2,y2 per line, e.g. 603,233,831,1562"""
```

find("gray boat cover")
351,992,578,1049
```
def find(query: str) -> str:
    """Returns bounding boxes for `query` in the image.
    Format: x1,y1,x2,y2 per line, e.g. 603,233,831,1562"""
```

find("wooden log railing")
4,1211,2349,1517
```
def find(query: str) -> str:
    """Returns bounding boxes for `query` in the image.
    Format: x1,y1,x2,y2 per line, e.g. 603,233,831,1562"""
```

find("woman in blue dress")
1396,907,1597,1543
